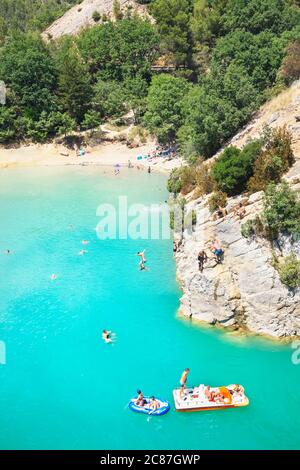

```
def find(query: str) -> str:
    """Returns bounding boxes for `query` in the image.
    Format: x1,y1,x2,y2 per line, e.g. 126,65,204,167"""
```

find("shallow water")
0,167,299,450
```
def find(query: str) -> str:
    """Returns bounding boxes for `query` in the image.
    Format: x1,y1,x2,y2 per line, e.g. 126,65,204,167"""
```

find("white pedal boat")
173,384,249,412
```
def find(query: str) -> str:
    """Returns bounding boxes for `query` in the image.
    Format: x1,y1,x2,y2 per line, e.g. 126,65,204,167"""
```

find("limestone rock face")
175,195,300,339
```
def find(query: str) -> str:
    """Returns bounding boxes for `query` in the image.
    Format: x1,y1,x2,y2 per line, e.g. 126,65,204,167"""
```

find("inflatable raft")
173,384,249,412
129,397,170,416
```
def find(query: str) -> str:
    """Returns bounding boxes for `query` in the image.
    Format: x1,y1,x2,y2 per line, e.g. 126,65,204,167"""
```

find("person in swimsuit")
197,250,207,272
102,330,112,344
149,396,159,411
136,390,146,407
179,368,190,398
137,250,148,270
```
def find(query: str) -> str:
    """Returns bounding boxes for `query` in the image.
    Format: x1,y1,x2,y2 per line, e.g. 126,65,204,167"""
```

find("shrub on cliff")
262,181,300,240
248,127,294,192
208,191,227,213
276,255,300,290
167,166,197,195
280,40,300,84
211,141,262,196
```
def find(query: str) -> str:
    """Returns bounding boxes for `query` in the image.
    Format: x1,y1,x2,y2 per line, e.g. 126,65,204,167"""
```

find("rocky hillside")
42,0,150,40
175,81,300,339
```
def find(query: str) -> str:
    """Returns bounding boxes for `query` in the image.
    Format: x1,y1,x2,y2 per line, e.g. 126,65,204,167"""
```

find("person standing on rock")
198,250,207,272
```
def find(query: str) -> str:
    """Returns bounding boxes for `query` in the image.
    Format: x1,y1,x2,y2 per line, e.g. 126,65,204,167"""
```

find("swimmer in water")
79,250,88,256
137,249,147,264
81,240,89,245
4,249,12,255
102,330,112,344
50,274,58,281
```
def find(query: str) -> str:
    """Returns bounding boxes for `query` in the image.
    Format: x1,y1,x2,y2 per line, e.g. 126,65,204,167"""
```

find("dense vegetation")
1,0,300,147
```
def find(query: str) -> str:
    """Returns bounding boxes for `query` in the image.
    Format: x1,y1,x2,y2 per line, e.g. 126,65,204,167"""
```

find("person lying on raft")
136,390,146,407
149,396,159,411
102,330,112,344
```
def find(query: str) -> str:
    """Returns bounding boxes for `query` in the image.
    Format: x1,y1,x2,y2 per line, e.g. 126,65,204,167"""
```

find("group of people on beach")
214,201,246,222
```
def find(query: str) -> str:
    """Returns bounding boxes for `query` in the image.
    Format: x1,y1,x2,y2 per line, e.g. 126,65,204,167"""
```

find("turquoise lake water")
0,166,299,450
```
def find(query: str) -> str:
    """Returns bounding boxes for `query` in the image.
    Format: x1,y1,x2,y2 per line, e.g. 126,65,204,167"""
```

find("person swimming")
50,274,58,281
81,240,89,245
3,249,12,255
137,250,148,270
102,330,112,344
79,250,88,256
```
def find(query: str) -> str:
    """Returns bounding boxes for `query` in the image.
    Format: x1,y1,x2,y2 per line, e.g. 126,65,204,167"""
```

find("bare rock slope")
42,0,149,40
175,81,300,339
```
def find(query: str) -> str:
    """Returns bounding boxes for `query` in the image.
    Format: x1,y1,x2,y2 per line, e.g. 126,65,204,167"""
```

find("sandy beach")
0,140,183,173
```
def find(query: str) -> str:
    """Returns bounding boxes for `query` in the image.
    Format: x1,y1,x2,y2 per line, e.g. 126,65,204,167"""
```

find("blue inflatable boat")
129,397,170,416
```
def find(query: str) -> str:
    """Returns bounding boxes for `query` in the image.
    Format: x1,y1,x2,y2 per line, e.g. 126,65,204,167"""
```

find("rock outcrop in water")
175,81,300,339
175,192,300,339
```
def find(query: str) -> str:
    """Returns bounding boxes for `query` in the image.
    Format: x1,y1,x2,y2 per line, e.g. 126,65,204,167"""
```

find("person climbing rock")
197,250,207,272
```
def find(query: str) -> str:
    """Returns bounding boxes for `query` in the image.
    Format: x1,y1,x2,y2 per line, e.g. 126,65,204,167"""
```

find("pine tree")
57,39,92,124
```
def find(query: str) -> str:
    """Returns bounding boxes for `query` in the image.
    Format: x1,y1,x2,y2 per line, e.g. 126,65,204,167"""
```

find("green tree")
0,34,58,119
262,182,300,239
211,141,262,196
144,74,189,144
57,38,92,124
150,0,193,67
92,79,126,119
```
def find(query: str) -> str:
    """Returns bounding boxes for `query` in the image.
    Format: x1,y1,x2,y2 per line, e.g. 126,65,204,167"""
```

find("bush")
277,255,300,289
92,11,101,22
211,141,262,196
262,182,300,240
167,166,197,195
208,191,227,213
248,126,294,192
194,163,215,197
241,219,255,238
280,41,300,84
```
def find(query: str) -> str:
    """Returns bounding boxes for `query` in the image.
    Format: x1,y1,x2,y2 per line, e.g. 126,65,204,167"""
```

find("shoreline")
0,140,183,174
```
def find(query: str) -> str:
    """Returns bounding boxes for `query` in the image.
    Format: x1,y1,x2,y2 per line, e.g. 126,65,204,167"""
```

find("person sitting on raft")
136,390,146,407
197,250,207,272
149,396,159,411
102,330,112,344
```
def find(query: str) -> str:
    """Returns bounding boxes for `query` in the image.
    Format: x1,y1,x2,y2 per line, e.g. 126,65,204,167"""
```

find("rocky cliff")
42,0,150,40
175,81,300,339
